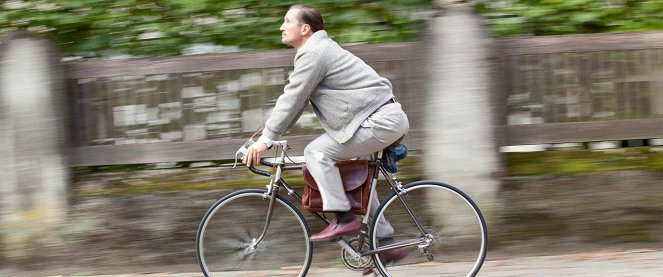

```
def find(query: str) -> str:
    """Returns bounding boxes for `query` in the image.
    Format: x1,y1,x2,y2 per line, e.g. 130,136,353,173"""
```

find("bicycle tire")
196,189,312,277
369,181,488,277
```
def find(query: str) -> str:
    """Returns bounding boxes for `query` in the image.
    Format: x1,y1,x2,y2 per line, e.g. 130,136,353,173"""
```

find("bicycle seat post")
354,149,384,251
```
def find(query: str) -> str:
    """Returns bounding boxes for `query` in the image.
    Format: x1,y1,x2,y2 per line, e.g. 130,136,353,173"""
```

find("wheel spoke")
196,190,312,277
370,182,487,277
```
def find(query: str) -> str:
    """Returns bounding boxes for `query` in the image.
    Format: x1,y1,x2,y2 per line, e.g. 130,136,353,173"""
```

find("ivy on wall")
475,0,663,37
0,0,432,58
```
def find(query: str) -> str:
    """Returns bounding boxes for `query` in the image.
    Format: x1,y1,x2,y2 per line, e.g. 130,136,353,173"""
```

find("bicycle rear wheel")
370,181,487,277
196,189,312,277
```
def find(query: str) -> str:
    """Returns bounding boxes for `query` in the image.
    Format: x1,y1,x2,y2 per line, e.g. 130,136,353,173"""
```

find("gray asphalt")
307,248,663,276
8,247,657,276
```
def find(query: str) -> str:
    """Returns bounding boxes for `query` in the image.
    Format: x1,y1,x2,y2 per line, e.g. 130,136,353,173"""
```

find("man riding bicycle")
241,5,409,273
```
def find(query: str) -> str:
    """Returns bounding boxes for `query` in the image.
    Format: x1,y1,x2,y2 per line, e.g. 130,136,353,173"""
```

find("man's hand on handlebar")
242,141,269,167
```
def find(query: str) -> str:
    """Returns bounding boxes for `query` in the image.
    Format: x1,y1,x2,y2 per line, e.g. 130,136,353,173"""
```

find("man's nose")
279,24,285,31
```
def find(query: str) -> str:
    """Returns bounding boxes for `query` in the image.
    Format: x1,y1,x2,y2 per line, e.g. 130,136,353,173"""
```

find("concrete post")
0,32,68,262
423,5,501,217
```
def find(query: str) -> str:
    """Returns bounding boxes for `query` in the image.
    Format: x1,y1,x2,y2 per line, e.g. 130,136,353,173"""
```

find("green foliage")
72,154,424,195
474,0,663,37
0,0,432,58
506,147,663,176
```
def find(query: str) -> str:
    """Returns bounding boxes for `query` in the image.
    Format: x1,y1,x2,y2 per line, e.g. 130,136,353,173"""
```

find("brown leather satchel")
302,160,372,215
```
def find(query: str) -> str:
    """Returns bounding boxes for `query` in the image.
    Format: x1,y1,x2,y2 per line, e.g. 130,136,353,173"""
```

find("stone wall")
494,171,663,249
3,165,659,274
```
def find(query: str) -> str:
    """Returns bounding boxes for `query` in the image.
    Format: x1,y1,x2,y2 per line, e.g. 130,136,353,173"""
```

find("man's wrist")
257,135,274,148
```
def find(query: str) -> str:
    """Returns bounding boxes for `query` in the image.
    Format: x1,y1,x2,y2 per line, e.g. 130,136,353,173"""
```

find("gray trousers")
303,103,409,238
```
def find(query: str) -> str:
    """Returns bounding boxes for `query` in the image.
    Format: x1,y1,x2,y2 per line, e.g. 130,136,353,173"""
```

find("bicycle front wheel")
370,181,487,277
196,189,312,277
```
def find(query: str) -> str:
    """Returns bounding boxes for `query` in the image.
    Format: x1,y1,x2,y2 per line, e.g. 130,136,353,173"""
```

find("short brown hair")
290,5,324,32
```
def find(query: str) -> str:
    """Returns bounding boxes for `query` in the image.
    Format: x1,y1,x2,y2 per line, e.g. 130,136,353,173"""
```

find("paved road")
6,247,659,277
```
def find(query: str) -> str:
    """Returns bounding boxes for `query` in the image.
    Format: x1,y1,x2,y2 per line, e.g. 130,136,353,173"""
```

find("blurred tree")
0,0,433,58
474,0,663,37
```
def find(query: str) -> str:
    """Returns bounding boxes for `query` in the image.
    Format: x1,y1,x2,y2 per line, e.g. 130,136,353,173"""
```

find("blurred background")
1,0,662,276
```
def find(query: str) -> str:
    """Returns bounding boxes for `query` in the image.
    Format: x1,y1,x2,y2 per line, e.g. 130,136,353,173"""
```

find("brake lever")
233,139,255,168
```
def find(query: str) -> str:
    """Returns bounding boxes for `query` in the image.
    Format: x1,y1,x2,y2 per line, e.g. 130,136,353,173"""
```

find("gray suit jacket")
263,30,395,143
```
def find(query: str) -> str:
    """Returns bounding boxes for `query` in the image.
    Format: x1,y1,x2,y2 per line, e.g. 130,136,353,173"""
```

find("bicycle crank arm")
337,239,362,260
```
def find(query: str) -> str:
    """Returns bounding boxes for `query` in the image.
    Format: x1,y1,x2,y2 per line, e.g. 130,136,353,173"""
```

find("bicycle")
196,139,488,276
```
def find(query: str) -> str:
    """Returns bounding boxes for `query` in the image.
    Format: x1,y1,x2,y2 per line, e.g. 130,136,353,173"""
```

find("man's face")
280,9,306,47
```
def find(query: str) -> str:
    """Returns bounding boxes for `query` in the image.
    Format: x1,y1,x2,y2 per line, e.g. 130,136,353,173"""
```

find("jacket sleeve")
262,50,326,140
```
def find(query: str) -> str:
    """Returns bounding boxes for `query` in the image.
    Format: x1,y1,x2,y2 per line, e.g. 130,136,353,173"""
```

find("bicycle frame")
245,140,430,259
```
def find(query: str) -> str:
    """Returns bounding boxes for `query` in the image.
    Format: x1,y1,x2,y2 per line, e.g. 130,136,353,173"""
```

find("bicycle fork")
251,159,286,248
250,185,280,250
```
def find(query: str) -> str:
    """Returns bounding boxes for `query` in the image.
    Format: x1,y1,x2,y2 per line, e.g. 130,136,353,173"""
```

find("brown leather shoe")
362,247,407,275
309,219,361,242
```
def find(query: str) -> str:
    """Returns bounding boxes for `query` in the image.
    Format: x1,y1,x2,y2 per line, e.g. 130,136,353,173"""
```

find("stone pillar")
0,32,68,262
423,5,501,216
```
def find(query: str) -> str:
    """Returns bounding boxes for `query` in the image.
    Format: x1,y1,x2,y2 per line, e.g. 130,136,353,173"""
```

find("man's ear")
301,24,312,36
